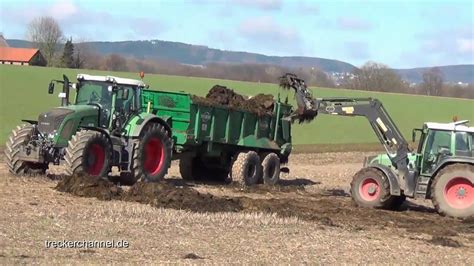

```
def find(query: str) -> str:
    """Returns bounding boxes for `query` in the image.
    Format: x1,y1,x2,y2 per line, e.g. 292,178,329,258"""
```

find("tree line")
26,16,473,99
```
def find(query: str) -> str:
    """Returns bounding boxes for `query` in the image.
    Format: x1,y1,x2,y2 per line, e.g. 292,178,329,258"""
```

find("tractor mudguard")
127,113,172,138
366,164,401,196
432,157,474,177
21,120,38,125
79,126,113,147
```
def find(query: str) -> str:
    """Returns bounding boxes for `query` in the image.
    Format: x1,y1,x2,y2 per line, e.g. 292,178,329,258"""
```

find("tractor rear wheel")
431,164,474,218
261,153,280,185
5,124,48,176
64,130,111,177
350,167,401,209
231,151,261,186
131,123,172,182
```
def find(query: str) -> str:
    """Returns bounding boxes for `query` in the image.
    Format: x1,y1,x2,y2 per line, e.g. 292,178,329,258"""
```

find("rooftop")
0,47,39,62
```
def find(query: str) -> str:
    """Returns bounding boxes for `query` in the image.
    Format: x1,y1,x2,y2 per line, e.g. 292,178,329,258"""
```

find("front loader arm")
316,98,410,164
280,74,416,195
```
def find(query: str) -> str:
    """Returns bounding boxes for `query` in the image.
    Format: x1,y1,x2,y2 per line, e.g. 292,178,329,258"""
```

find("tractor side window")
422,130,451,174
115,86,134,112
455,132,473,157
430,131,451,155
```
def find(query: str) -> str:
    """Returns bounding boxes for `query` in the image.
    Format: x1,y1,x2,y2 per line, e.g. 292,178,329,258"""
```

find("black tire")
261,153,280,185
231,151,261,186
350,167,399,209
179,156,230,182
179,156,197,181
431,164,474,218
64,130,111,177
130,123,172,182
112,172,138,186
5,124,48,176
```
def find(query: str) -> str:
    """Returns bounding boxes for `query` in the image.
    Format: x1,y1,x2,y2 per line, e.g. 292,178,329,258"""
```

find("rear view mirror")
412,128,422,142
48,82,55,94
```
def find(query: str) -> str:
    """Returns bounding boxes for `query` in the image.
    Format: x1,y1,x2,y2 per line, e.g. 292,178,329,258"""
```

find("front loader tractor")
281,73,473,218
5,74,172,184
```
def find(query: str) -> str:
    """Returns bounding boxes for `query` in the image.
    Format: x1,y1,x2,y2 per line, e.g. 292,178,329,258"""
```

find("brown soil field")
0,152,473,264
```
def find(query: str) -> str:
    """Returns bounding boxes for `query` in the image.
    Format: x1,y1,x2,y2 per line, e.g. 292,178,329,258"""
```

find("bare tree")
27,16,63,66
422,67,443,96
348,61,406,92
103,54,128,72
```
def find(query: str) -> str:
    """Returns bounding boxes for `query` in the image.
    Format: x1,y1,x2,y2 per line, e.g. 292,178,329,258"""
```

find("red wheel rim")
143,137,164,175
444,177,474,209
87,143,105,175
359,178,381,201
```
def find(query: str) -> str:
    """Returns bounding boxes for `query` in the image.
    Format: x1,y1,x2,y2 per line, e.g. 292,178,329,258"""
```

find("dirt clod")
124,182,242,213
427,236,463,248
56,175,122,200
183,253,204,259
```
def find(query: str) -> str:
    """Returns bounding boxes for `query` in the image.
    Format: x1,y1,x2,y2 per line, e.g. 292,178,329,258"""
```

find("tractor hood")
38,105,98,136
365,153,417,168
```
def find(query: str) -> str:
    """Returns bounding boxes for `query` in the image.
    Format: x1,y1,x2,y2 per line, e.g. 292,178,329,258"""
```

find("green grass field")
0,65,473,147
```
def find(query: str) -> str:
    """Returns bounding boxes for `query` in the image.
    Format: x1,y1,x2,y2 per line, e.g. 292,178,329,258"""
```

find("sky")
0,0,473,68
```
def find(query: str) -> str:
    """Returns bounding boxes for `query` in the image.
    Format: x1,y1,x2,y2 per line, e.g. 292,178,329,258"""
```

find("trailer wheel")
5,124,48,176
179,156,199,181
431,164,474,218
231,151,261,186
131,123,172,182
64,130,111,177
261,153,280,185
350,167,397,209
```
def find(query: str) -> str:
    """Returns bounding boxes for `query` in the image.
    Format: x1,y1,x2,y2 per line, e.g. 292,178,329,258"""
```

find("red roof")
0,47,40,62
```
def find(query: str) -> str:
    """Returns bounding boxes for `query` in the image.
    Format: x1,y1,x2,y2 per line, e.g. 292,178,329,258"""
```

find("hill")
6,39,474,83
5,39,355,73
394,65,474,83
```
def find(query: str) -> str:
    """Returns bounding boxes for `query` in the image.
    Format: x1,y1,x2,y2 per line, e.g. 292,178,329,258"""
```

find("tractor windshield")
76,81,113,108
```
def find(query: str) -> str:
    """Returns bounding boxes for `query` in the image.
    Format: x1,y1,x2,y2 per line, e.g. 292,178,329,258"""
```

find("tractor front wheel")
5,124,48,176
231,151,261,186
431,164,474,218
351,167,403,209
64,130,111,177
131,123,172,182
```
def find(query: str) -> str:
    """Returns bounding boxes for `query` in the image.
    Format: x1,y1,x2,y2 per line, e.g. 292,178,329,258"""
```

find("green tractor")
282,73,473,218
6,73,294,186
5,74,173,183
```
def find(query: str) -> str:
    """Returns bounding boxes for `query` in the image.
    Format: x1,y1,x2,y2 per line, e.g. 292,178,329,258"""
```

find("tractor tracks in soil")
54,174,474,241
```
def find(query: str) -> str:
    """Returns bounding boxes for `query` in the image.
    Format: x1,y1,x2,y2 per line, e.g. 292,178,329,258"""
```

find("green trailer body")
139,89,293,160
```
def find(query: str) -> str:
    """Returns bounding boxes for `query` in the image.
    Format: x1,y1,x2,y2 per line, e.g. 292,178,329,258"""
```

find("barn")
0,46,47,66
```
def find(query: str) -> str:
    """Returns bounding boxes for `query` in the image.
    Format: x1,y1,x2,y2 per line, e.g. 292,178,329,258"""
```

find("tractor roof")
425,120,474,133
77,74,146,87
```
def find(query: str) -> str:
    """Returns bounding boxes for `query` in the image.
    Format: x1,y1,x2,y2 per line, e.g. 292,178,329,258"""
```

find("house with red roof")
0,46,47,66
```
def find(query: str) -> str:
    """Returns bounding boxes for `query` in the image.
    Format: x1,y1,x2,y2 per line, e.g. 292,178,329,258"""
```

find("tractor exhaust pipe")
62,75,70,106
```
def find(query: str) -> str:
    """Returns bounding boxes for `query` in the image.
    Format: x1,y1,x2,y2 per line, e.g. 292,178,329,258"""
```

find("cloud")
50,0,79,20
0,0,167,41
337,17,373,31
297,1,319,15
239,16,298,42
413,26,474,65
232,0,282,11
456,38,474,53
237,16,303,55
343,41,370,60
